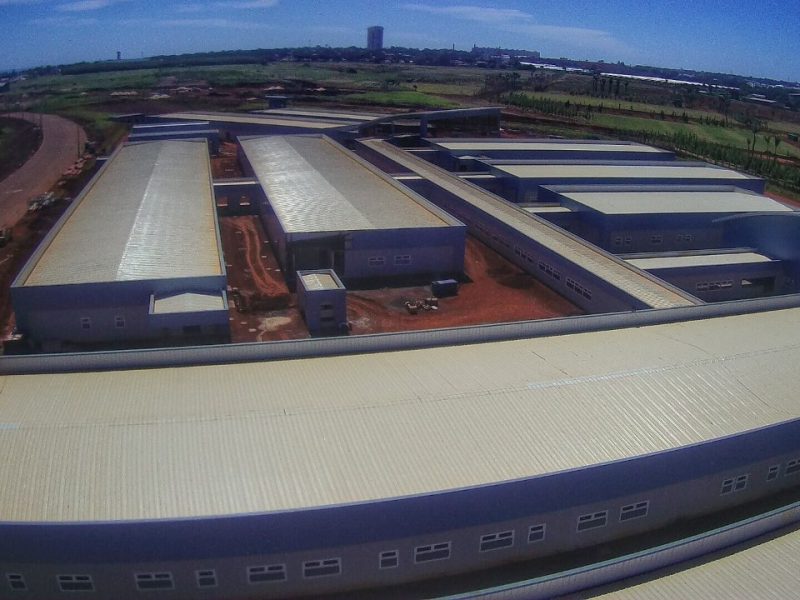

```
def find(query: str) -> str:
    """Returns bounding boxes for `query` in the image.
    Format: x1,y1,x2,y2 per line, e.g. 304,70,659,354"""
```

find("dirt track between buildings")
0,112,86,227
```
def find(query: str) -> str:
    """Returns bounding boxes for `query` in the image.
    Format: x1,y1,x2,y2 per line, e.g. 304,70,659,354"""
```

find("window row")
80,315,126,330
566,277,593,300
367,255,413,267
696,280,733,292
538,260,562,281
575,500,650,532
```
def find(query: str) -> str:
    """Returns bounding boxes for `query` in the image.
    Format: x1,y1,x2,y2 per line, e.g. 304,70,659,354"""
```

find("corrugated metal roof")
259,108,382,121
363,139,696,309
436,141,668,153
522,205,574,213
152,291,227,314
241,136,452,233
1,306,798,522
627,252,774,270
494,163,755,180
23,141,222,286
300,272,341,290
161,111,350,129
594,527,800,599
563,190,792,215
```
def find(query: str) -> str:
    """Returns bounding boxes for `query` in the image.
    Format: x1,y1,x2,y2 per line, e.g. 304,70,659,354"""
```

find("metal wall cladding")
24,140,221,287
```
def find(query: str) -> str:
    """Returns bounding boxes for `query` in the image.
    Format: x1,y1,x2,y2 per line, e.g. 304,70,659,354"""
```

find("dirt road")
0,112,86,226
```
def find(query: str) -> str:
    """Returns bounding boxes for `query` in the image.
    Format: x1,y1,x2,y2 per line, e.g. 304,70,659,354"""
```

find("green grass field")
340,90,459,109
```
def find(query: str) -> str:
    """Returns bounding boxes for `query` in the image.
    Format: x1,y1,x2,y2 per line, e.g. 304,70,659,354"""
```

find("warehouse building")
11,140,229,351
535,185,792,252
1,302,800,599
363,138,698,313
484,160,765,202
239,134,466,286
426,138,675,171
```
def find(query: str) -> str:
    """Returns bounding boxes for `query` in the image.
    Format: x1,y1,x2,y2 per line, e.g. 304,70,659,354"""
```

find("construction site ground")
220,215,582,343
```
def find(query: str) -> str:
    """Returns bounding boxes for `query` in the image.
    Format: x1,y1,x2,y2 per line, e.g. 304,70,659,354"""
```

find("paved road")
0,112,86,227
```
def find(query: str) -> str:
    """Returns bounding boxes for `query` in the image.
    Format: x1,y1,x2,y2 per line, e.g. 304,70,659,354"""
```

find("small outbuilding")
296,269,348,336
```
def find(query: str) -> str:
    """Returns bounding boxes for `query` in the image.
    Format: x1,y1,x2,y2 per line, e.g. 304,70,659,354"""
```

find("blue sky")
1,0,798,82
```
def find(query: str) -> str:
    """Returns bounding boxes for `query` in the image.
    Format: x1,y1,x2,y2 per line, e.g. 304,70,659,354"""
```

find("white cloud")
213,0,278,8
57,0,125,11
29,14,98,25
154,17,275,29
403,3,628,55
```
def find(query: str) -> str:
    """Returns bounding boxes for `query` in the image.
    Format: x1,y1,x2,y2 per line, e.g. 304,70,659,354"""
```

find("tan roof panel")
23,140,221,286
564,189,792,214
241,136,453,233
0,306,798,522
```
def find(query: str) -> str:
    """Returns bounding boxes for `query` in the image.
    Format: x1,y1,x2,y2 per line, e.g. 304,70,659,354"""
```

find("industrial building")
10,140,229,351
239,134,466,286
128,121,220,153
425,138,675,171
3,113,800,599
483,160,765,202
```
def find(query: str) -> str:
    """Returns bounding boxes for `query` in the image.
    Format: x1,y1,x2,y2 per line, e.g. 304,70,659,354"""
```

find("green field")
341,90,458,109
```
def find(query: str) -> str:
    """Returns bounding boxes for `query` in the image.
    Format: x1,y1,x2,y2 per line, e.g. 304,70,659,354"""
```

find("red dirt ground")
220,215,582,343
0,113,86,227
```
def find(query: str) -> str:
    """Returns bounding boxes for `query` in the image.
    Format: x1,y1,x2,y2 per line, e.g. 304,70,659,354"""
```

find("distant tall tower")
367,26,384,51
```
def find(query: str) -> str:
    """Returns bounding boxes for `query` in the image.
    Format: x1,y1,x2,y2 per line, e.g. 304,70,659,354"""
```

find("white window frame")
767,465,780,481
247,564,286,584
367,256,385,267
527,523,546,543
378,550,399,570
786,458,800,476
576,510,608,532
302,558,341,579
134,572,174,591
414,541,451,564
195,569,217,589
57,574,95,592
393,254,412,266
479,530,514,552
619,500,650,522
6,573,27,591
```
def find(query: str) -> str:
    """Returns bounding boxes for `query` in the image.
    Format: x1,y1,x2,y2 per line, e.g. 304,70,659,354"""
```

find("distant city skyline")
1,0,798,82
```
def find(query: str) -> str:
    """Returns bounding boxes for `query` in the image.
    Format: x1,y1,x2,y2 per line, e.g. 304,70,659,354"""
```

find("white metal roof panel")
437,141,668,153
495,164,755,180
594,527,800,599
1,305,798,523
363,139,695,309
628,252,774,270
563,190,791,215
241,136,451,233
300,272,341,290
23,141,222,286
152,291,227,314
161,111,349,129
522,205,574,213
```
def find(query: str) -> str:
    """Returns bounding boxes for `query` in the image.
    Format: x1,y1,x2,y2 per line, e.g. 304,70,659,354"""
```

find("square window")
7,574,26,591
620,500,649,522
577,510,608,532
414,542,451,563
528,523,546,543
767,465,780,481
58,574,95,592
196,569,217,588
114,316,126,328
247,565,286,584
303,558,341,579
379,550,399,570
135,572,174,591
786,459,800,475
80,317,91,330
479,530,514,552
